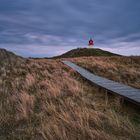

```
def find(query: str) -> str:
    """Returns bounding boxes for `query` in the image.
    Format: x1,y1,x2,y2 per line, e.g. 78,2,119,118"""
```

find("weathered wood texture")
62,61,140,106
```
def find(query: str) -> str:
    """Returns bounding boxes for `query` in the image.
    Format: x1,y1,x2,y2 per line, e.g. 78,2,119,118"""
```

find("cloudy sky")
0,0,140,57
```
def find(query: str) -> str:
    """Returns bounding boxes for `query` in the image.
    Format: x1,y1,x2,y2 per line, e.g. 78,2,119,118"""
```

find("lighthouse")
88,38,94,48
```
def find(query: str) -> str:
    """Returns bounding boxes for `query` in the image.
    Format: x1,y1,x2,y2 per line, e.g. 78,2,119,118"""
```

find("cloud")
0,0,140,56
0,44,79,57
98,40,140,56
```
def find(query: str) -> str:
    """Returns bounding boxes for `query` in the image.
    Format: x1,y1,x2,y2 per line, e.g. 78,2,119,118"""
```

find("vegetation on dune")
0,49,140,139
70,56,140,89
0,49,24,66
53,48,120,59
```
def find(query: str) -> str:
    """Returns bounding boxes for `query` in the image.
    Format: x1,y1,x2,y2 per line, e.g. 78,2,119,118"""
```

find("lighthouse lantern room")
88,38,94,48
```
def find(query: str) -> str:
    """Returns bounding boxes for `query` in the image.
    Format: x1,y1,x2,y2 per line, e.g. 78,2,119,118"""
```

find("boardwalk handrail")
62,61,140,106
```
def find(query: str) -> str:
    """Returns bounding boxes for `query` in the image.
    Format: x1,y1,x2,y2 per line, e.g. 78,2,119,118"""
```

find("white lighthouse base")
88,45,93,48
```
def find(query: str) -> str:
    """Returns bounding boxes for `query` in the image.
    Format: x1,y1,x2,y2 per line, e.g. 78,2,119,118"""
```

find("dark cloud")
0,0,140,56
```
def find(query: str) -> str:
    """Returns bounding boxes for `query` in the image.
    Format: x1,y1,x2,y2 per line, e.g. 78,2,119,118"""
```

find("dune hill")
0,48,140,139
0,48,24,66
53,48,120,58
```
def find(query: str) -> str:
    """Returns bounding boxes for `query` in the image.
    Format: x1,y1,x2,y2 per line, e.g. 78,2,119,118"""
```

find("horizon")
0,0,140,57
1,47,140,58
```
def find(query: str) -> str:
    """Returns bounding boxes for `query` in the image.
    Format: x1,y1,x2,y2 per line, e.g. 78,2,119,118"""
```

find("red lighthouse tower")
88,38,94,48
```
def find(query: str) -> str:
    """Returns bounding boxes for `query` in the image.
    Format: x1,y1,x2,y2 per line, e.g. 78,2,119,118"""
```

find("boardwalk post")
116,96,124,107
105,90,108,106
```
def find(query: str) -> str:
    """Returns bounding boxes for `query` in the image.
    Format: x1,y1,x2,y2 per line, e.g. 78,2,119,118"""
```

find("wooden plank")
62,61,140,106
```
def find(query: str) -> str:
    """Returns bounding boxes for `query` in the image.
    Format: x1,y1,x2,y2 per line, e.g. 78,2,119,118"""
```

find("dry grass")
69,56,140,89
0,57,140,140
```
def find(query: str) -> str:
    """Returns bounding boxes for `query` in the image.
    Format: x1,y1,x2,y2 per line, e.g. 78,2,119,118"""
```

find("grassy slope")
0,49,140,139
0,49,24,66
70,56,140,89
53,48,120,59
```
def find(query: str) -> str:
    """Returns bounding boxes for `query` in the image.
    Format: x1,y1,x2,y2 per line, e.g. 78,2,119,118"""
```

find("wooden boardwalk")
62,61,140,106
